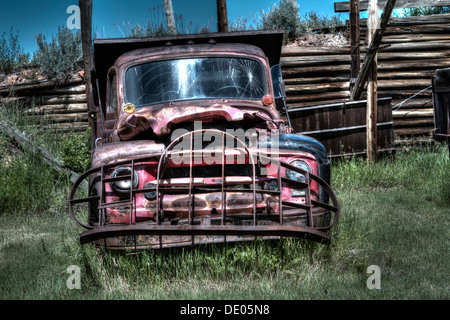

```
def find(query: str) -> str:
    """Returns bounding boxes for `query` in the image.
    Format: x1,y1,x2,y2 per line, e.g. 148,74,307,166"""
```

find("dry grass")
285,32,349,47
0,67,45,86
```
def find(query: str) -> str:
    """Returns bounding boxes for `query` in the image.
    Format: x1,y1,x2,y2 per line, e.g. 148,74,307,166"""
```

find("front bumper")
81,224,332,250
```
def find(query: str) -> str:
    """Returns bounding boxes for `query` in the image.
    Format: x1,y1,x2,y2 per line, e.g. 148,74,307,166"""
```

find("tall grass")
0,100,73,215
72,142,448,300
332,143,450,206
0,109,449,299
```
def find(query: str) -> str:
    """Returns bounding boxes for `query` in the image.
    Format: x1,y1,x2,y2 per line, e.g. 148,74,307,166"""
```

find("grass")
0,127,449,300
0,101,72,215
0,99,448,300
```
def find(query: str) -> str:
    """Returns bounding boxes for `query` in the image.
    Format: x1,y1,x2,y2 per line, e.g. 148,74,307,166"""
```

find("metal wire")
392,85,433,111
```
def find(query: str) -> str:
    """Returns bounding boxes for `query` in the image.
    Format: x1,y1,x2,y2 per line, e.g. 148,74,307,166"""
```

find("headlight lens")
285,160,310,196
111,166,139,194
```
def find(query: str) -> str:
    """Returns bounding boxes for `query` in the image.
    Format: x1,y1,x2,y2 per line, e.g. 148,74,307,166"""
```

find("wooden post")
350,0,397,101
164,0,177,35
0,119,88,189
216,0,228,32
79,0,97,150
349,0,360,91
367,0,378,163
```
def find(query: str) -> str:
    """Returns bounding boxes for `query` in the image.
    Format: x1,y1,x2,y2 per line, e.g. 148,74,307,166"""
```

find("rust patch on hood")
112,103,279,141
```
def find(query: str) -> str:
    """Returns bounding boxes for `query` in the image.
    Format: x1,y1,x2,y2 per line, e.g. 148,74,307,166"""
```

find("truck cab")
69,30,340,250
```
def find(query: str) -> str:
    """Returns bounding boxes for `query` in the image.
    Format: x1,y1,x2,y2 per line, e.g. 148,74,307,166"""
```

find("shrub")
33,26,83,80
61,128,91,174
298,11,345,34
260,0,301,43
0,27,30,74
402,6,450,16
115,5,213,38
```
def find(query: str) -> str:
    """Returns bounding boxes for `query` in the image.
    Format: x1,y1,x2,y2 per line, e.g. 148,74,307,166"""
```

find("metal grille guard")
69,129,340,247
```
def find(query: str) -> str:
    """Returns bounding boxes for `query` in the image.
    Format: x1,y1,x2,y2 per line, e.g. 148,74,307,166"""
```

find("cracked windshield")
124,57,267,106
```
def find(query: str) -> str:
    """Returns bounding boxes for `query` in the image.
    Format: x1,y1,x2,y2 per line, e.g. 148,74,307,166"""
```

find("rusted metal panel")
288,97,394,157
80,225,332,247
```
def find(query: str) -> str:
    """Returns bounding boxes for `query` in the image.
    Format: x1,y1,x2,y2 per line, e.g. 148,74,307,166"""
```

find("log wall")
0,76,89,133
281,13,450,138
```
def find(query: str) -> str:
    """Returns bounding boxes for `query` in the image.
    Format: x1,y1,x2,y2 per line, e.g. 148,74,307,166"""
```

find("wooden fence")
0,76,89,133
288,97,394,157
281,13,450,138
1,13,449,140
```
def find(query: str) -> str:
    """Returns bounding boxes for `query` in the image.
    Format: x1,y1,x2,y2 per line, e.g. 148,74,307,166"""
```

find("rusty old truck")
69,30,340,250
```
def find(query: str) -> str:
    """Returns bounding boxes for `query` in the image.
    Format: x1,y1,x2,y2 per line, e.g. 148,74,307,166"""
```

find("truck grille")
69,129,340,249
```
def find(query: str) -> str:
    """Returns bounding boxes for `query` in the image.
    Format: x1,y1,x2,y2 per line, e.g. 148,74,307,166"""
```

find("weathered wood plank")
394,118,435,126
40,113,89,123
375,79,432,89
281,46,351,57
369,50,450,61
39,94,87,105
0,96,28,104
377,71,435,79
42,121,90,129
377,58,450,71
41,84,86,95
381,33,450,43
283,75,350,85
285,82,350,94
335,0,450,12
1,95,87,106
349,0,361,87
394,127,434,136
351,0,397,100
391,98,433,108
360,13,450,25
287,98,354,109
378,24,450,35
286,91,351,103
281,55,351,67
377,90,432,100
393,109,434,117
23,104,88,115
362,40,450,52
282,65,351,78
0,76,84,97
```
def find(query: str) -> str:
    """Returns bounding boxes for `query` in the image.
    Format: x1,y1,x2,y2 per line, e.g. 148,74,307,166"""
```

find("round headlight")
111,166,139,194
286,160,310,196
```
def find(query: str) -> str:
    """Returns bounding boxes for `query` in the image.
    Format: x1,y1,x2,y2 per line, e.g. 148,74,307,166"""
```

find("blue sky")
0,0,343,54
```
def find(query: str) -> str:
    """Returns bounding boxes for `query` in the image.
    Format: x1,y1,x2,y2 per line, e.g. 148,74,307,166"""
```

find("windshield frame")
121,55,269,108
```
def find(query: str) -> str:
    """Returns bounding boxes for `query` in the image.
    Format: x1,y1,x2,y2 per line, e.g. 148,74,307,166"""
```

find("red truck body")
69,30,340,250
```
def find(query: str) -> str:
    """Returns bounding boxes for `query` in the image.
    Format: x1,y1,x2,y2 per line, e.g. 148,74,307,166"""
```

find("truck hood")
111,103,279,141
